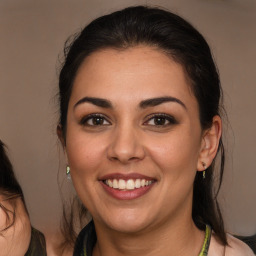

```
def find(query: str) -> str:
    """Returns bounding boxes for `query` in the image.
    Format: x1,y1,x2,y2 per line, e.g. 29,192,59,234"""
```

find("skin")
45,231,73,256
59,46,222,256
0,196,31,256
208,233,255,256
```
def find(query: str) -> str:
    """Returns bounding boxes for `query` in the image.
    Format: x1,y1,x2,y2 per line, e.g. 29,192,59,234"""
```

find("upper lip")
99,173,156,181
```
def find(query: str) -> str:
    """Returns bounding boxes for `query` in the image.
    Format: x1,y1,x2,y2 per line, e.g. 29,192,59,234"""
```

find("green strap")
81,225,211,256
198,225,212,256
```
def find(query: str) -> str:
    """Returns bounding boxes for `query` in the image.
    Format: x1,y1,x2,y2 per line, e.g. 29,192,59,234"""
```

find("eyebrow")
140,96,187,110
74,96,186,110
74,97,113,109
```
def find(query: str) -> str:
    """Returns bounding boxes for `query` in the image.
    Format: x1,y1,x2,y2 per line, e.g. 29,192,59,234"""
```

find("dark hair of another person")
58,5,227,246
0,140,27,234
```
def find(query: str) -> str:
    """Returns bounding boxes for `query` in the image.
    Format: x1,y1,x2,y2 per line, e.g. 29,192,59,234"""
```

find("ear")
197,115,222,171
57,124,66,149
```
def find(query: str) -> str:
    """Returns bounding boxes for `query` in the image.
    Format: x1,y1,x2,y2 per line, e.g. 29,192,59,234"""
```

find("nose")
107,125,145,164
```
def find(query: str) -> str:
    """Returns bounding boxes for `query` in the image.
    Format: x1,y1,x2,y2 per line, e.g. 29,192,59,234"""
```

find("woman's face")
64,46,207,233
0,197,31,255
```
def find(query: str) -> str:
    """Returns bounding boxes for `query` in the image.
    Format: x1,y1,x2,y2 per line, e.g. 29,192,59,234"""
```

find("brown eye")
80,114,111,126
153,116,168,125
92,116,105,125
145,114,177,126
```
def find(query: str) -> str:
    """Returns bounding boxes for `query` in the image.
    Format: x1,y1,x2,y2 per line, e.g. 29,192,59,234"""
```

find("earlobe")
197,115,222,171
57,124,66,148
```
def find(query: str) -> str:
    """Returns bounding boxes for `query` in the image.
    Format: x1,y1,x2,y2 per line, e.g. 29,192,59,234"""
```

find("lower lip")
101,181,155,200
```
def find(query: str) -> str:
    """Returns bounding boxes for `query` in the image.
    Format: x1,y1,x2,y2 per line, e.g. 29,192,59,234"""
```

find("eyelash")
80,114,111,126
144,113,177,126
80,113,177,128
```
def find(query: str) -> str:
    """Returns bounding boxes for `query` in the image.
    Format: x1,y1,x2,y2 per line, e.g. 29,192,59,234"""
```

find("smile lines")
104,179,154,190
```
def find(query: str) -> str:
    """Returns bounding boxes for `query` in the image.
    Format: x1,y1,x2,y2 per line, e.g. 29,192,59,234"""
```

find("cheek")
147,128,201,176
65,129,106,178
65,130,107,209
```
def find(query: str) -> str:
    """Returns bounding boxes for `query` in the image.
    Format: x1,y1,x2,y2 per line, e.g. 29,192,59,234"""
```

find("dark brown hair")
0,140,27,234
58,5,227,246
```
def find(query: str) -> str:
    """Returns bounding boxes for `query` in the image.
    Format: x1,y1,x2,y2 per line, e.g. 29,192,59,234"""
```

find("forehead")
71,46,196,107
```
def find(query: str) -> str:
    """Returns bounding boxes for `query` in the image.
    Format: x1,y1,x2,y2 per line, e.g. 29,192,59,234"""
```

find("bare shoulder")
225,234,255,256
208,233,255,256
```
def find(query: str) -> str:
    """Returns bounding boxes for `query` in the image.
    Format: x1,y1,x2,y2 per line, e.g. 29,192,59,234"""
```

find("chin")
100,210,154,234
111,221,148,234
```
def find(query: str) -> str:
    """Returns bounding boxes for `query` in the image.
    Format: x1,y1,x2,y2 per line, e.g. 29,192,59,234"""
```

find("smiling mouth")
103,179,155,190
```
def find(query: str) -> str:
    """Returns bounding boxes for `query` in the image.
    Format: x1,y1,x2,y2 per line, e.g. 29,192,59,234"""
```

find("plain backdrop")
0,0,255,238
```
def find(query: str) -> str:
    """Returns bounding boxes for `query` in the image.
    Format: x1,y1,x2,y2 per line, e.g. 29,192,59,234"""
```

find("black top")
25,227,47,256
74,221,96,256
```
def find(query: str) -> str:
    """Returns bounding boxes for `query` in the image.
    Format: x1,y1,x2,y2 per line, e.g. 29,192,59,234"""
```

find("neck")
93,214,204,256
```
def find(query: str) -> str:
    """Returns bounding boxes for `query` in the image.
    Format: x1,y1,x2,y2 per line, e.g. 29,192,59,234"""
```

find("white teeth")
118,179,126,189
113,179,118,189
135,179,141,188
105,178,153,190
126,179,135,190
108,180,113,188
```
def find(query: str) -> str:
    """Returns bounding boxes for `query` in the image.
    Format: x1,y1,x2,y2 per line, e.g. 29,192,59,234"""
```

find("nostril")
109,156,119,161
128,156,141,161
108,155,141,163
107,150,145,163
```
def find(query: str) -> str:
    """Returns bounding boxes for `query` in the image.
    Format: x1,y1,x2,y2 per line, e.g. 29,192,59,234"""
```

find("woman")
0,140,47,256
57,6,254,256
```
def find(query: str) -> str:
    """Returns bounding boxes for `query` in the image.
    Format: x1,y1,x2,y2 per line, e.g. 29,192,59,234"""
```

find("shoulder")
208,233,254,256
225,234,254,256
26,227,47,255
